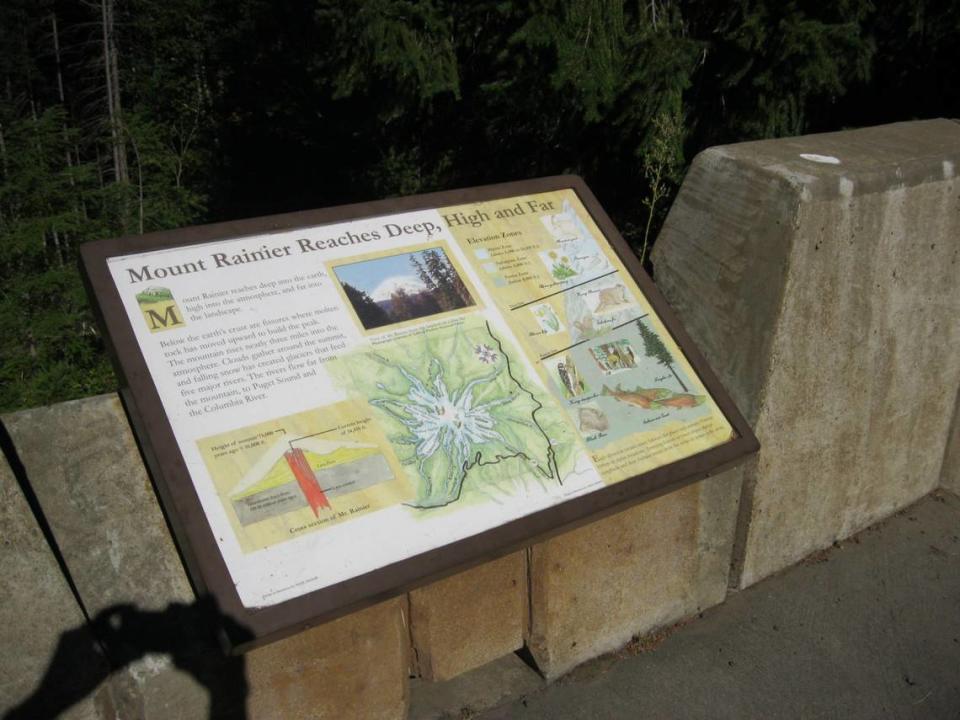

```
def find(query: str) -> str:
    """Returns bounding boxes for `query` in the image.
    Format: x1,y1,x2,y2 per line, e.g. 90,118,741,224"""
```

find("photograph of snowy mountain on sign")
332,247,475,330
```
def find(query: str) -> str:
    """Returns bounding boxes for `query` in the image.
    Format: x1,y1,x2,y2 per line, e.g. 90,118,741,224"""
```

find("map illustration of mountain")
228,435,393,526
333,317,576,509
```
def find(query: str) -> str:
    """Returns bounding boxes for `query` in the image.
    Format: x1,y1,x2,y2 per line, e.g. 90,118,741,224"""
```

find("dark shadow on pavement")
3,595,253,720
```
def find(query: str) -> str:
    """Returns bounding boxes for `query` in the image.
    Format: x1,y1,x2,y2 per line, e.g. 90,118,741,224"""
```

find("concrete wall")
3,119,958,717
1,393,745,709
654,118,960,588
2,395,410,719
0,450,106,720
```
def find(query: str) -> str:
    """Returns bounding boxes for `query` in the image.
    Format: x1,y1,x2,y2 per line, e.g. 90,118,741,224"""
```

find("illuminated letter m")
145,304,184,331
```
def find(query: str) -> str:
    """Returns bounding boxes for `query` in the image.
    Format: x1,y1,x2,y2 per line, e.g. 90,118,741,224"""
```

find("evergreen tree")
388,286,415,320
684,0,875,144
342,282,391,329
420,249,471,310
636,318,686,392
0,0,211,410
410,253,438,292
0,107,115,410
1,0,957,411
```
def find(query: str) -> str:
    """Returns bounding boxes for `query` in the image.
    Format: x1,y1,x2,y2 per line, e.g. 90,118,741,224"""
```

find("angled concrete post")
653,119,960,588
0,446,106,719
941,391,960,496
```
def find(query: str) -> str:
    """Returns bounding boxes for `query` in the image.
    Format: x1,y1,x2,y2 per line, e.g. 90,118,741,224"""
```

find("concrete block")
2,394,422,718
941,391,960,495
653,119,960,588
3,394,215,717
409,652,542,720
246,598,409,720
0,445,106,719
3,394,194,613
526,471,742,680
409,552,526,681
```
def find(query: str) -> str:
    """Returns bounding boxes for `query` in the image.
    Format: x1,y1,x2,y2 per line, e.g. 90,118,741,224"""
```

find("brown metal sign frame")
80,175,759,652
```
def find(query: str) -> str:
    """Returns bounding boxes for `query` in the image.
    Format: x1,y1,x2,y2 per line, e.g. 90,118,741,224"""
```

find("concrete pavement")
416,490,960,719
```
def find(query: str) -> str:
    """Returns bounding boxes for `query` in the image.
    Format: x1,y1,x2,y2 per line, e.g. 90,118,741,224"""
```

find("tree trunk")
128,133,145,234
101,0,127,184
51,13,74,170
111,19,127,183
0,121,5,224
95,144,105,188
75,143,89,218
666,362,687,392
51,228,65,267
0,121,7,179
52,13,66,105
28,95,43,155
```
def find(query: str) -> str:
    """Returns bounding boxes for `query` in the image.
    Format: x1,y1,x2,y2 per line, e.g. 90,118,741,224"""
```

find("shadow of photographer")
4,595,252,720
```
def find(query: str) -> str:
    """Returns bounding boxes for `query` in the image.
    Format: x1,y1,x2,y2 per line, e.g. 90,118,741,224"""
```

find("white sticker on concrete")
799,153,841,165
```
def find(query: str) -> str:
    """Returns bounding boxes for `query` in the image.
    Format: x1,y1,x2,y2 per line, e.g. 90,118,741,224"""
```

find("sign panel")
81,177,757,648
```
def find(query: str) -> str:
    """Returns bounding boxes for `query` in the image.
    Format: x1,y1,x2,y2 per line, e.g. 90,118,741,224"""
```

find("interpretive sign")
81,176,758,649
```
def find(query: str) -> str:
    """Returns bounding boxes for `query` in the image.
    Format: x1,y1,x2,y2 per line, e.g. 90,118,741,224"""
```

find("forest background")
1,0,958,412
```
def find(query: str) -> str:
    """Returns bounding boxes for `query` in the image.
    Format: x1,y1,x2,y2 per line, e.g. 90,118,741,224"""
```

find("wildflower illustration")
474,343,498,364
545,250,578,281
532,303,563,334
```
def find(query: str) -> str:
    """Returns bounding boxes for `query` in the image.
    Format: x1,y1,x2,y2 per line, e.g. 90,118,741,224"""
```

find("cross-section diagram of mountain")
197,402,411,553
229,436,393,526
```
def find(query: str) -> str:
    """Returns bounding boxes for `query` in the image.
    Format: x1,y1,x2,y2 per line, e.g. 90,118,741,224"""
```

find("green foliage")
0,0,957,411
687,0,876,142
135,288,174,303
510,1,696,126
317,0,460,105
122,111,207,232
0,1,210,411
636,316,686,392
0,108,112,410
342,282,391,329
640,107,685,267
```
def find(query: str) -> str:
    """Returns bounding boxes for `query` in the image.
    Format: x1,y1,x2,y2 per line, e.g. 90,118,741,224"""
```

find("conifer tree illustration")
636,318,687,392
